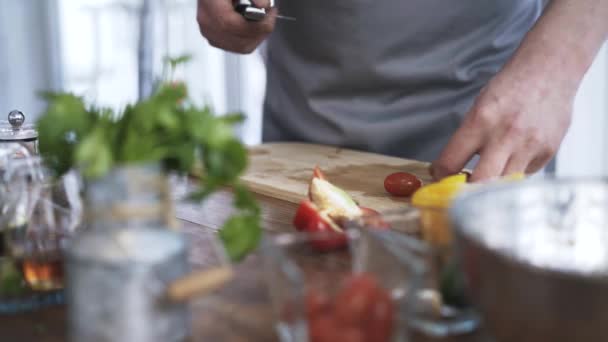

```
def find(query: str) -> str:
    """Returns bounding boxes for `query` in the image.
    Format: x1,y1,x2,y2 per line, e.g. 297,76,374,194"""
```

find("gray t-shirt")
262,0,543,161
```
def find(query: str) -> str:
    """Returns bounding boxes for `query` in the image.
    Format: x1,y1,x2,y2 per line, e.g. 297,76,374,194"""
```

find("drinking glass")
351,208,481,338
261,228,428,342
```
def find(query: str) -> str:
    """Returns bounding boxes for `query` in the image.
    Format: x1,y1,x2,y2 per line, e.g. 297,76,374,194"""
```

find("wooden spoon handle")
166,267,234,303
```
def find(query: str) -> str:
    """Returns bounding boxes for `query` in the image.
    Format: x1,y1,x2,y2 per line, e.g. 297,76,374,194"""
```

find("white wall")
0,0,62,120
557,44,608,177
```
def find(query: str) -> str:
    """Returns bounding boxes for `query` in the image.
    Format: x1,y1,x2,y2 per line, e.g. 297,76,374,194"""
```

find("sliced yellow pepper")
411,172,526,248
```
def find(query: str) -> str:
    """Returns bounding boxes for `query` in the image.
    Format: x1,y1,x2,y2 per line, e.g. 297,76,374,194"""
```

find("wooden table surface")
0,184,491,342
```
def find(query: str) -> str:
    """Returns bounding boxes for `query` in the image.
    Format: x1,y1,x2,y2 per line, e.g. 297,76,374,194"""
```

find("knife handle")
234,0,266,21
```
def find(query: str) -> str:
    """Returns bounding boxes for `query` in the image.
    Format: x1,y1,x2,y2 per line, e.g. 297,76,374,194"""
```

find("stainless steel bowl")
450,179,608,342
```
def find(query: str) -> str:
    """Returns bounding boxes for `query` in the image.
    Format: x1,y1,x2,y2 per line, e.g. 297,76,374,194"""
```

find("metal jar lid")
0,110,38,141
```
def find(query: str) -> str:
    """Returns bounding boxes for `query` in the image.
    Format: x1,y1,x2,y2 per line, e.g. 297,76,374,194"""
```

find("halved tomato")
293,200,321,231
293,200,347,251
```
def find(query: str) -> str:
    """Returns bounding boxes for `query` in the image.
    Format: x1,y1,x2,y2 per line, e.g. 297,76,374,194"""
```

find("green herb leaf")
219,213,262,262
164,54,193,69
74,127,114,178
203,139,248,184
233,183,260,215
37,56,262,263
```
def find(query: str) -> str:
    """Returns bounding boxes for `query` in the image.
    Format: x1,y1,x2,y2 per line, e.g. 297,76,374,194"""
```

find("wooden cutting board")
241,143,434,212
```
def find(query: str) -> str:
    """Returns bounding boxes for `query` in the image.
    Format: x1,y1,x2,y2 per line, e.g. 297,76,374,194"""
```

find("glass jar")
66,164,190,342
0,156,81,313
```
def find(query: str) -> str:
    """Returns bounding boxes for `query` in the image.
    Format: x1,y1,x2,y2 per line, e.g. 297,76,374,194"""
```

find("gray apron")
262,0,543,161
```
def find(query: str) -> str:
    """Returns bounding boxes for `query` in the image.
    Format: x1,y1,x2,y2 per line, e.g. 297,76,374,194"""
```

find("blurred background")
0,0,606,176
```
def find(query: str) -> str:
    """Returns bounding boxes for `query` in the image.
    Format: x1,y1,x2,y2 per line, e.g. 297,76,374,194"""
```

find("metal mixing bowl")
450,179,608,342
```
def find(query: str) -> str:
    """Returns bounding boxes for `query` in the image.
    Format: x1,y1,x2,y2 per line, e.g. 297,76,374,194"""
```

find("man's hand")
197,0,276,54
431,0,608,182
431,66,573,182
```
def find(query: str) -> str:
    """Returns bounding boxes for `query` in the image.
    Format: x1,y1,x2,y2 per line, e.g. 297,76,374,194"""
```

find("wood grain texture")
242,143,433,211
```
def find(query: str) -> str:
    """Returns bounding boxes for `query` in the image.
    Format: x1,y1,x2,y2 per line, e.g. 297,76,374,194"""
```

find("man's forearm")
502,0,608,97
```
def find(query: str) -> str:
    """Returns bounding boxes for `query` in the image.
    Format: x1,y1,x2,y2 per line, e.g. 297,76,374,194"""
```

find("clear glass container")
261,229,429,342
66,164,190,342
351,209,480,338
0,156,82,313
83,164,175,231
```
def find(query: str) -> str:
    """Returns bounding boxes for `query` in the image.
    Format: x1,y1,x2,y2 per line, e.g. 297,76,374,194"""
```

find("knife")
234,0,296,21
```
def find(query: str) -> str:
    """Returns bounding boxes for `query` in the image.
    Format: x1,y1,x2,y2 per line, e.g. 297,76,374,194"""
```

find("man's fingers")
470,142,512,182
431,121,482,181
525,152,553,174
206,26,263,53
252,0,272,8
502,153,531,177
211,0,275,38
198,0,275,53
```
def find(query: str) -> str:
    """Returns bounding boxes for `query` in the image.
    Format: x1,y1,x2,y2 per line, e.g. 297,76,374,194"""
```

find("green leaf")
37,93,94,176
233,183,260,215
164,54,193,69
203,139,247,184
219,213,262,262
75,127,114,179
36,56,261,263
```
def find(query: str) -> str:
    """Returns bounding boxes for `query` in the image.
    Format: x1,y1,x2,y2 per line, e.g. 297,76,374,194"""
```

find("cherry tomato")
336,326,366,342
307,273,394,342
366,287,395,342
334,274,379,326
306,290,330,317
384,172,422,197
309,313,335,342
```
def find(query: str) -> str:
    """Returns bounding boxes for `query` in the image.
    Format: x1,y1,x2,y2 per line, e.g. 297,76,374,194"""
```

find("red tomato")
309,313,335,342
292,200,347,251
293,200,320,231
306,290,330,317
359,207,391,229
335,326,366,342
308,218,347,252
366,287,395,342
334,274,380,326
384,172,422,197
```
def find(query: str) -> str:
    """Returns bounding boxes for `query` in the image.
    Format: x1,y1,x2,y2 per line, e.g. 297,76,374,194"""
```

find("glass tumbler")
352,208,481,338
261,228,429,342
